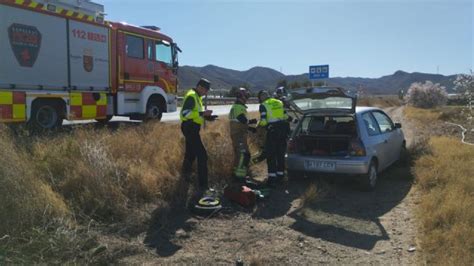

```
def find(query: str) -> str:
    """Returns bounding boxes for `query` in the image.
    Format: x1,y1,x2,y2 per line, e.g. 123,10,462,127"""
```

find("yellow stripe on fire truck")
69,92,107,120
6,0,102,24
0,91,26,122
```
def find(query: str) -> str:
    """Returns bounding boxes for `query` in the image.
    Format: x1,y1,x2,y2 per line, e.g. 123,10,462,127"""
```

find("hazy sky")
96,0,472,78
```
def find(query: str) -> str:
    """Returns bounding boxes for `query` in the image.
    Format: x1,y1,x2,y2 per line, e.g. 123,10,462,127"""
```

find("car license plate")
304,160,336,171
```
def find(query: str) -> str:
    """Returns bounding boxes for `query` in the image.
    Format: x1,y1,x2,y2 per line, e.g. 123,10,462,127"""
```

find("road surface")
63,104,260,125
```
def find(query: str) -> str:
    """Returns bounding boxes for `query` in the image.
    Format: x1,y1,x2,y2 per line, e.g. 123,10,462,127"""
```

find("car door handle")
384,140,388,144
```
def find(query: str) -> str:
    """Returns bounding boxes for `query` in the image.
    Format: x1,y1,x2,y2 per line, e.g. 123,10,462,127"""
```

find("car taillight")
287,138,297,154
349,138,366,156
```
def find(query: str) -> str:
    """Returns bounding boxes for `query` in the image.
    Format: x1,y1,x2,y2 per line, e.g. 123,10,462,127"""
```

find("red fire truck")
0,0,180,129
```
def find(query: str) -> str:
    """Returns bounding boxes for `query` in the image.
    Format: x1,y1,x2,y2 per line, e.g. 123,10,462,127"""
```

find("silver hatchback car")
286,87,405,190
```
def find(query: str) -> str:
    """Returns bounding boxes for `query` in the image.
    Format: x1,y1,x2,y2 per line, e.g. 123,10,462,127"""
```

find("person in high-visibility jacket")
258,90,290,186
180,78,214,191
228,88,257,180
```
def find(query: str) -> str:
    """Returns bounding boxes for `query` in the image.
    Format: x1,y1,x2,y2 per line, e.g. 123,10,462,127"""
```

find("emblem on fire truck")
8,23,42,67
83,49,94,72
83,55,94,72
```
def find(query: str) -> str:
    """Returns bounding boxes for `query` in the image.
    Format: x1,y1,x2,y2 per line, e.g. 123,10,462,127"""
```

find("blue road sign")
309,65,329,80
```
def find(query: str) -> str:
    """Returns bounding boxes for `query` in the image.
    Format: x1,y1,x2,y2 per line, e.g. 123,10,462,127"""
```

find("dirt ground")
100,106,421,265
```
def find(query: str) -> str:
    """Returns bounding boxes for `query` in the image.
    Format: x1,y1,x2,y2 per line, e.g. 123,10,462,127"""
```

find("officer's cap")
196,78,211,91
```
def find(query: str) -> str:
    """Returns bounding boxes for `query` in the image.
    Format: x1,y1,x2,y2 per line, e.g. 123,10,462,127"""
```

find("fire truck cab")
111,22,179,121
0,0,180,129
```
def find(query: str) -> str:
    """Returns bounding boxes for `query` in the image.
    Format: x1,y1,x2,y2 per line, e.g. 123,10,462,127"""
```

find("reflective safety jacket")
180,89,204,125
258,98,287,127
229,102,248,124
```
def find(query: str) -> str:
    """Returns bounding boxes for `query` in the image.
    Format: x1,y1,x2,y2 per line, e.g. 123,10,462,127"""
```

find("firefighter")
258,90,291,186
181,78,214,192
228,88,257,180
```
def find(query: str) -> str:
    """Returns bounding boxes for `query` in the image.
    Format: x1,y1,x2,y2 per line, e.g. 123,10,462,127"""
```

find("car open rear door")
288,87,356,115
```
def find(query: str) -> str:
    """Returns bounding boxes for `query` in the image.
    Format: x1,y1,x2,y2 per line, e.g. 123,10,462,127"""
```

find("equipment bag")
224,185,256,207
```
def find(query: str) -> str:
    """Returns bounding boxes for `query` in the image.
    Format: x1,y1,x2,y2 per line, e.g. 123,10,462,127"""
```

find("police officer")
228,88,257,179
258,90,290,186
181,78,214,191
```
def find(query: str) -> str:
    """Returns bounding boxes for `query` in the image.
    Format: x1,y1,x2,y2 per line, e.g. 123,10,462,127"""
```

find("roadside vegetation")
413,137,473,265
0,121,236,263
404,81,448,108
405,101,473,265
357,95,401,107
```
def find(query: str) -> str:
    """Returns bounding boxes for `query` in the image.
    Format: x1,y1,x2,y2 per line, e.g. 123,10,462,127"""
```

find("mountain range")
178,65,458,95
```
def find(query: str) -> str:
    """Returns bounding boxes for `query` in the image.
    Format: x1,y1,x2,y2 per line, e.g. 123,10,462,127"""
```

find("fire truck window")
147,40,154,60
126,35,144,59
156,41,172,65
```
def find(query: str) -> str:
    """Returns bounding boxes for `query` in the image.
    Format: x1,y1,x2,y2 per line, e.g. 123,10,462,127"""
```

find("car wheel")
397,141,408,166
360,160,377,191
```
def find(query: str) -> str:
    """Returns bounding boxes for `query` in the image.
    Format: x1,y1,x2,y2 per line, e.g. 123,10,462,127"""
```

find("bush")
454,71,473,94
404,81,448,108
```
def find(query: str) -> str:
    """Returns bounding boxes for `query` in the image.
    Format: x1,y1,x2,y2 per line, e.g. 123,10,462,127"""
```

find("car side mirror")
395,123,402,129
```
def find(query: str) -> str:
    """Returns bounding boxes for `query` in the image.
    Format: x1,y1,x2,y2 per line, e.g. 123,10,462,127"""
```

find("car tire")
360,160,377,191
396,141,408,166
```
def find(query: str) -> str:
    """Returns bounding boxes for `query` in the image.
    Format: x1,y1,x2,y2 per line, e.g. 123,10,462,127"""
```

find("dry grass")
299,182,319,208
0,128,69,237
404,106,440,124
413,137,474,265
404,105,468,125
29,121,235,221
406,106,474,264
357,95,401,107
0,119,238,263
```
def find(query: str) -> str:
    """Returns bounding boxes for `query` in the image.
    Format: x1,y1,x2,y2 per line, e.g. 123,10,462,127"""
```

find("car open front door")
288,87,356,115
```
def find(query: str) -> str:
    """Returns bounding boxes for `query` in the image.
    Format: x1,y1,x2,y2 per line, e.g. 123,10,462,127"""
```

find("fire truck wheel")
144,97,164,121
30,101,63,130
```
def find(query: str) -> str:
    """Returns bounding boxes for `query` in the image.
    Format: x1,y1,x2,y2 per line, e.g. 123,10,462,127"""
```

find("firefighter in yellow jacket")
180,78,215,191
258,90,290,186
228,88,257,180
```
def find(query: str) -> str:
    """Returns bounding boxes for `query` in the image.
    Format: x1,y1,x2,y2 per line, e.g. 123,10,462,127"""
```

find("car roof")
355,106,381,113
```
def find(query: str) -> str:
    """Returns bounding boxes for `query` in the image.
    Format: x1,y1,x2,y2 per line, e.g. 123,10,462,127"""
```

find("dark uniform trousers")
265,120,290,177
181,121,208,189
